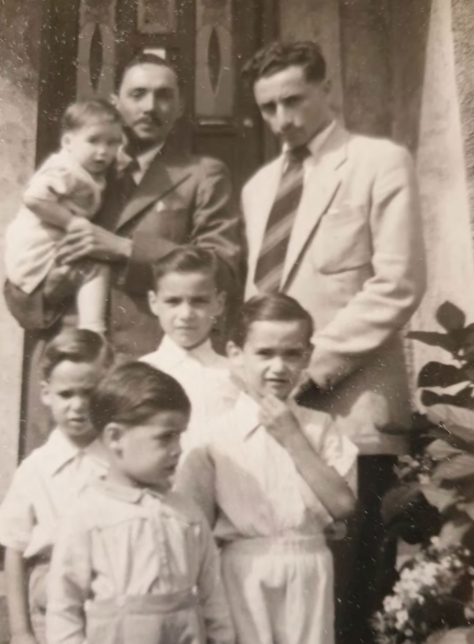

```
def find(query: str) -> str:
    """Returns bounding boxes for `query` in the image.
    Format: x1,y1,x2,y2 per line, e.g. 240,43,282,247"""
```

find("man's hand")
56,219,132,265
258,395,301,447
293,372,325,407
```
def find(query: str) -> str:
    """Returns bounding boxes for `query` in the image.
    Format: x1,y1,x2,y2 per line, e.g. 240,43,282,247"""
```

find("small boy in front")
0,329,112,644
177,293,358,644
46,361,235,644
141,246,240,452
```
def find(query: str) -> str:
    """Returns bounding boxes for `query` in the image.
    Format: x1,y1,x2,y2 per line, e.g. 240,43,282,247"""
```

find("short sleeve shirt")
0,430,109,559
177,392,358,542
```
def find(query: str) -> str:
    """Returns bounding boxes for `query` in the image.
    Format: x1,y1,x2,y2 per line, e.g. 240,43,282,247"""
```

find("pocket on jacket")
313,206,372,274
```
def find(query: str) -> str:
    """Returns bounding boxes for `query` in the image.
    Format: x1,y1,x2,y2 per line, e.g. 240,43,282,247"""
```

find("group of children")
0,97,358,644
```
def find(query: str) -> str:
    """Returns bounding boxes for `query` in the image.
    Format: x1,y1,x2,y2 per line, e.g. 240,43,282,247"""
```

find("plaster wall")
0,0,41,496
279,0,344,118
393,0,474,382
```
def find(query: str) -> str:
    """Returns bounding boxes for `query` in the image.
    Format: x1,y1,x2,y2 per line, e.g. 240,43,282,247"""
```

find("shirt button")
191,585,198,596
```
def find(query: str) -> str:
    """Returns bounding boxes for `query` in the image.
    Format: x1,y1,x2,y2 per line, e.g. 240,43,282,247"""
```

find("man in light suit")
241,41,426,644
6,52,242,450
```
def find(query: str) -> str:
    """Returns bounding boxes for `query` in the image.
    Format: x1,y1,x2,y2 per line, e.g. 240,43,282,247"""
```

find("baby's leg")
76,262,110,333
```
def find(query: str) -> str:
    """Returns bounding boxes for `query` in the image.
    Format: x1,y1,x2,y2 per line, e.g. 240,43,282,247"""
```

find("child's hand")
259,395,301,447
10,632,38,644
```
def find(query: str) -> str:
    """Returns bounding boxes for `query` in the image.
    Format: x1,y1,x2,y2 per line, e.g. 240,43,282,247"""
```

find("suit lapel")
281,125,349,287
115,148,192,231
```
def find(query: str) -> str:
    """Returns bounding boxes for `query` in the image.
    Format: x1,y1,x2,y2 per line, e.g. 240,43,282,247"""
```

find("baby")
4,98,123,333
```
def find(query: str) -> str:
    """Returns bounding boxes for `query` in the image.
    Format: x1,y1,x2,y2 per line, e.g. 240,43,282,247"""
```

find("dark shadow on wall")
451,0,474,243
338,0,431,150
389,0,432,154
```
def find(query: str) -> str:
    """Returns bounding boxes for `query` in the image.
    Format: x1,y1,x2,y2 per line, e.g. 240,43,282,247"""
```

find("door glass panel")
195,0,233,122
76,0,117,98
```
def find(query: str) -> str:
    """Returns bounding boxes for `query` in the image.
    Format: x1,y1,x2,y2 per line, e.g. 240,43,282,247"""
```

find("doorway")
36,0,279,192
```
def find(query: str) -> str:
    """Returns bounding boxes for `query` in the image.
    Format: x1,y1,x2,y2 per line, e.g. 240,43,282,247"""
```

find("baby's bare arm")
24,196,75,230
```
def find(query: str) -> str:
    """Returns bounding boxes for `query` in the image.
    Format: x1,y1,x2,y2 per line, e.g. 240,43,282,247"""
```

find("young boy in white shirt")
140,246,240,452
0,329,112,644
177,294,358,644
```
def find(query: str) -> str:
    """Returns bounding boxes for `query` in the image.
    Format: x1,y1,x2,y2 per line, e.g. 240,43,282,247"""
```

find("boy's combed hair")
61,99,122,134
242,40,326,87
90,361,191,432
42,329,114,380
231,293,314,347
152,245,223,291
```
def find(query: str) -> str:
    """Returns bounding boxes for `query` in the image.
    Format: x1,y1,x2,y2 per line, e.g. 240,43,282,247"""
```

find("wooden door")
37,0,279,192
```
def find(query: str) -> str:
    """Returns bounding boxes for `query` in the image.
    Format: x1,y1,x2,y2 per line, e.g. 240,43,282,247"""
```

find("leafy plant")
376,302,474,643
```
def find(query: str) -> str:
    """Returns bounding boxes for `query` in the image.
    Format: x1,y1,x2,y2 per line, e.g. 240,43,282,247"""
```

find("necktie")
109,156,140,220
254,146,309,292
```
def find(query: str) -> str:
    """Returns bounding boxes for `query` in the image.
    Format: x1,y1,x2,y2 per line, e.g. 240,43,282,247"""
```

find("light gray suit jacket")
243,124,426,454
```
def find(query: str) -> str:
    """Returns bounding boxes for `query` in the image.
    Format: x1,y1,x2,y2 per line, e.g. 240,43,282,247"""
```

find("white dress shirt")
177,392,358,543
140,336,241,453
0,429,109,559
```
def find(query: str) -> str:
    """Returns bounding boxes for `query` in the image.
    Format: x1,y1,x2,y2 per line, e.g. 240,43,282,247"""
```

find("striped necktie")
254,146,310,292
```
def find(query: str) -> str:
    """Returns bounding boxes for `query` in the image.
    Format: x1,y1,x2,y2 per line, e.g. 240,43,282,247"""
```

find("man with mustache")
7,52,242,449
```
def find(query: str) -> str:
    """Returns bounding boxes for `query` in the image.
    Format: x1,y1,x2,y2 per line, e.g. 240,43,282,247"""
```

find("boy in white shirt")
140,246,240,453
4,99,123,333
0,329,112,644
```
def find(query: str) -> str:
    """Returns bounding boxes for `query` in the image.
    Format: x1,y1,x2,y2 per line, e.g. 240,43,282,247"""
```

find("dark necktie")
104,156,139,226
254,146,310,292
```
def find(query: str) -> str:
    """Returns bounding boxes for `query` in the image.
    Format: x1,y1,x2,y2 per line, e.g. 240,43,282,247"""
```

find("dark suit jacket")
5,145,244,358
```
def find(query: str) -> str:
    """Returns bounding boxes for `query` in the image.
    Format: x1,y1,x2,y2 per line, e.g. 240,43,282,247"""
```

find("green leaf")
426,438,464,460
439,518,471,547
421,484,457,511
422,388,474,408
460,501,474,521
408,330,457,353
427,405,474,444
432,453,474,481
436,301,466,331
381,482,422,523
418,362,469,387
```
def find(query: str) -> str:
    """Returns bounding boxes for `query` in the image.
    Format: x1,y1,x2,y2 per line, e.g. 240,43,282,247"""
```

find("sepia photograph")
0,0,472,643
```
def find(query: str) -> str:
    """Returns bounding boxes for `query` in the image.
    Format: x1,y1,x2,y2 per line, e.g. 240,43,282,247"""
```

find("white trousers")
221,535,335,644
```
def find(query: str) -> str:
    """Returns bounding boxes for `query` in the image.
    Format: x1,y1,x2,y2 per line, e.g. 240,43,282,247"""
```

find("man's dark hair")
42,329,114,380
90,361,191,433
152,245,224,292
242,41,326,87
116,51,180,90
230,293,313,348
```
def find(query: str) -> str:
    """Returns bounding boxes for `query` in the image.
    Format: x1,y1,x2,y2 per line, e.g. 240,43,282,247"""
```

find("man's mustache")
135,115,162,127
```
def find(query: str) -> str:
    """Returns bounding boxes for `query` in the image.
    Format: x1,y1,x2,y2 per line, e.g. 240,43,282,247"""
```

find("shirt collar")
233,391,303,440
96,478,169,505
117,142,164,174
155,335,216,369
282,119,336,162
41,429,108,476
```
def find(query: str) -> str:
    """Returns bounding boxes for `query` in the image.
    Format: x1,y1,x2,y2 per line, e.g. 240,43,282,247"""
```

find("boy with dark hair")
178,293,357,644
141,245,240,452
0,329,112,644
47,361,235,644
